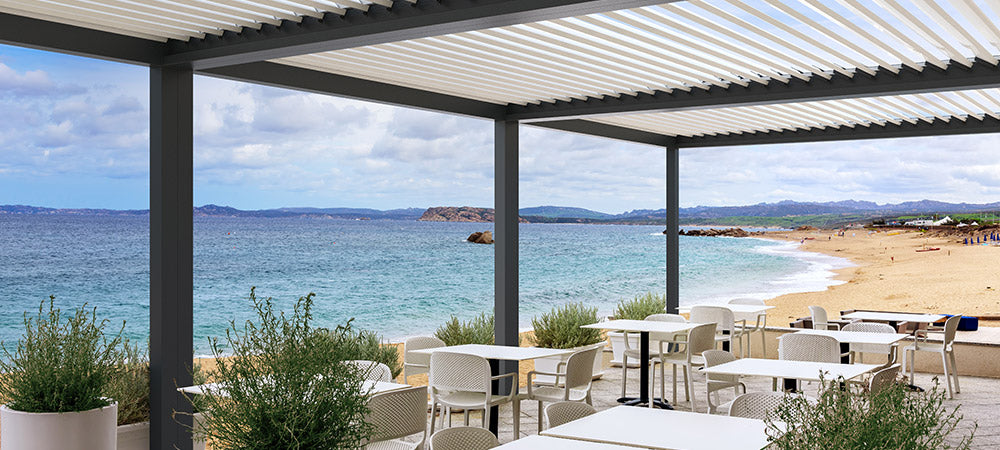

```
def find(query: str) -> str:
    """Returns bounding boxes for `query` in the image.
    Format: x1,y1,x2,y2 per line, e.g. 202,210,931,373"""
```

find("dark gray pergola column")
665,143,679,313
494,119,519,363
149,66,194,450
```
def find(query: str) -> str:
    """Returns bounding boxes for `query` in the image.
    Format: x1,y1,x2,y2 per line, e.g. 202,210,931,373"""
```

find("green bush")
531,303,602,349
106,341,149,425
191,288,373,449
766,376,975,449
613,292,665,320
324,319,402,379
0,297,125,413
435,313,494,346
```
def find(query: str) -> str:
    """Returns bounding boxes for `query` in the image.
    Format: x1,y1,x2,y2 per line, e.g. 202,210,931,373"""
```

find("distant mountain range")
3,200,1000,227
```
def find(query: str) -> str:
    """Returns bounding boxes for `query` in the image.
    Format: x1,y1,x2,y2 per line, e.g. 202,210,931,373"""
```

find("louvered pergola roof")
2,0,999,147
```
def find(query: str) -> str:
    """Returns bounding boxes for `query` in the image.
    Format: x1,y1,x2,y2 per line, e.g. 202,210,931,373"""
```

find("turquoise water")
0,215,849,354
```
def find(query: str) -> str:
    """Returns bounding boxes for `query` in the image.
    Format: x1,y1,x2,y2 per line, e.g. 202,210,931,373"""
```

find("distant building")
932,216,954,226
904,219,935,227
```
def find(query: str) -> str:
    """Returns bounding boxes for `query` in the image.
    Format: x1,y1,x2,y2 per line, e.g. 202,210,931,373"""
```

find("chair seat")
904,342,949,353
623,348,670,359
524,386,589,403
657,354,706,366
435,391,510,409
365,438,421,450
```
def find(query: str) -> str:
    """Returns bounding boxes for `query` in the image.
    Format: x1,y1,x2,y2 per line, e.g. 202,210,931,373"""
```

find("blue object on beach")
963,238,968,245
941,315,979,332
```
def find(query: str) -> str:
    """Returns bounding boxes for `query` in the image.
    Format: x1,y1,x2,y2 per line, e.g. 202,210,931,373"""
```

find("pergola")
2,1,999,448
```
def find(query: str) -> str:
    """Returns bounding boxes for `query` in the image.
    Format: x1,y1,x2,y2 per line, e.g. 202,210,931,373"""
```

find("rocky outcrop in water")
676,228,761,237
467,231,494,244
420,206,528,223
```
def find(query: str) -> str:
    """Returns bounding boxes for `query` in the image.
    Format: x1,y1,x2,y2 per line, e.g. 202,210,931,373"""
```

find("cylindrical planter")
115,411,207,450
2,402,117,450
608,331,641,368
533,342,606,385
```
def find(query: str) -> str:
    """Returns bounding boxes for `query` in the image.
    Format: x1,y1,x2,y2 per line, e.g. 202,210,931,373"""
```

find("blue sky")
1,44,999,213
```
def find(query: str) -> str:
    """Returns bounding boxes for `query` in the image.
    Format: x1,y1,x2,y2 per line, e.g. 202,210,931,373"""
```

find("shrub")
766,376,975,449
435,312,495,346
191,288,373,449
531,303,602,349
106,340,149,425
0,297,125,413
323,319,402,379
613,292,665,320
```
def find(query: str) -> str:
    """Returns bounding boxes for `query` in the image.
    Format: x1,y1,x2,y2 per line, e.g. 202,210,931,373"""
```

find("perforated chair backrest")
728,392,786,420
842,322,895,334
367,385,428,443
779,333,840,363
564,346,600,389
545,401,596,428
729,298,765,305
690,305,735,332
429,426,499,450
808,306,830,329
405,336,446,368
645,313,686,343
869,364,901,394
429,352,491,394
703,349,739,384
345,360,394,382
687,323,718,356
942,315,960,346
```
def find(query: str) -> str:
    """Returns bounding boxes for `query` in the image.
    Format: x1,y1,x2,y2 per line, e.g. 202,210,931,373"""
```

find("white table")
583,320,700,409
791,329,909,364
840,311,945,324
541,406,772,450
177,379,410,397
702,358,880,391
678,303,775,317
495,434,638,449
411,344,574,435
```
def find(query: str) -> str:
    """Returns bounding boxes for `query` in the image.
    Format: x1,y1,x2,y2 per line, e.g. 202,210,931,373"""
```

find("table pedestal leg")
616,331,672,409
489,359,500,436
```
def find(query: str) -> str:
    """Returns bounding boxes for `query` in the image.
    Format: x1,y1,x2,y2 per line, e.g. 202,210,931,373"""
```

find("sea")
0,215,851,355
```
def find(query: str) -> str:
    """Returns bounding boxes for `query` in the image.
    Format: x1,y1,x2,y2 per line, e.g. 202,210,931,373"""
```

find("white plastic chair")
702,350,746,414
729,298,768,357
779,333,841,363
808,306,849,330
620,313,686,399
651,322,716,411
690,305,750,357
524,346,599,432
429,426,499,450
346,360,394,383
544,401,596,429
364,385,428,450
728,392,787,420
902,315,961,398
428,352,519,437
869,364,901,394
404,336,446,383
842,322,897,365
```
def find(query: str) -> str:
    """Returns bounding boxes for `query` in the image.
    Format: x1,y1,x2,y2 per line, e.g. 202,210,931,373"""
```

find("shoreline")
761,229,1000,328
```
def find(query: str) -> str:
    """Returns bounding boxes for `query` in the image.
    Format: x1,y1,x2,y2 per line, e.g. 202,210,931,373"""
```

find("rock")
421,206,529,223
467,231,494,244
679,228,760,237
795,225,819,231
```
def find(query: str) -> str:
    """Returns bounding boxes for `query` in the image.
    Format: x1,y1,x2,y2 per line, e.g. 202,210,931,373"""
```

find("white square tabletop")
841,311,945,323
541,406,772,450
677,304,775,314
701,358,880,382
790,329,910,345
177,379,411,397
495,434,639,449
408,343,574,361
582,319,700,334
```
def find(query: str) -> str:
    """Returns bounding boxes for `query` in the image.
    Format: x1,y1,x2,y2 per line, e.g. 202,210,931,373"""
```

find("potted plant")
607,293,666,367
434,312,495,346
325,319,402,380
530,302,605,382
187,288,373,448
0,297,125,449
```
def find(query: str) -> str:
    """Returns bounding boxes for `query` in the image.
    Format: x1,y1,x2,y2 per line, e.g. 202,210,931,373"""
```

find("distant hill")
0,204,424,220
518,206,613,220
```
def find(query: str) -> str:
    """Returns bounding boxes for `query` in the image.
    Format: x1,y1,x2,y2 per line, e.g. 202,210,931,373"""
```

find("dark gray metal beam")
200,61,505,119
507,59,1000,122
530,119,673,147
0,12,166,65
677,115,1000,148
149,66,194,450
164,0,674,70
665,141,679,314
493,119,519,433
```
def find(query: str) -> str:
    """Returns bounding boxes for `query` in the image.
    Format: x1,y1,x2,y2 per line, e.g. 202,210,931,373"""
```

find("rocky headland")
420,206,529,223
675,227,763,237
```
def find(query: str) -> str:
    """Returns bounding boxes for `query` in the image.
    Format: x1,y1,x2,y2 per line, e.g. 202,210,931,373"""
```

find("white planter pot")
1,402,117,450
532,342,606,385
115,411,207,450
608,332,641,368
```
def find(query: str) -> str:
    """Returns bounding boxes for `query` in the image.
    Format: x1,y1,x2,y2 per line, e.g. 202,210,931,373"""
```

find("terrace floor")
479,354,997,448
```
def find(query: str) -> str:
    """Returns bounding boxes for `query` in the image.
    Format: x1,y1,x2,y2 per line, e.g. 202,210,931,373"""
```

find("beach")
762,228,1000,328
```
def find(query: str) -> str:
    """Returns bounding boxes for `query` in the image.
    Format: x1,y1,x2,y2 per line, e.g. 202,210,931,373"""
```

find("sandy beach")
762,228,1000,328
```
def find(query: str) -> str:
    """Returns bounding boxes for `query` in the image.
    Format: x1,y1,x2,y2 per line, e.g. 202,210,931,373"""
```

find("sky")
1,44,999,214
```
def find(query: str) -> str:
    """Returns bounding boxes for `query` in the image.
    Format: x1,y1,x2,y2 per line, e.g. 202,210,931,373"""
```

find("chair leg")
429,401,438,435
760,329,766,358
659,359,666,401
483,406,489,429
513,399,520,439
463,410,470,426
685,365,696,412
537,401,544,432
672,364,678,404
949,350,961,394
941,351,954,399
905,348,914,385
648,363,655,409
620,354,628,398
682,364,690,402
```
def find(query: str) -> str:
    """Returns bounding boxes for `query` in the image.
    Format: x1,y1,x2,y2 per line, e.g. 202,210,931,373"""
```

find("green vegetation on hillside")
679,214,870,229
